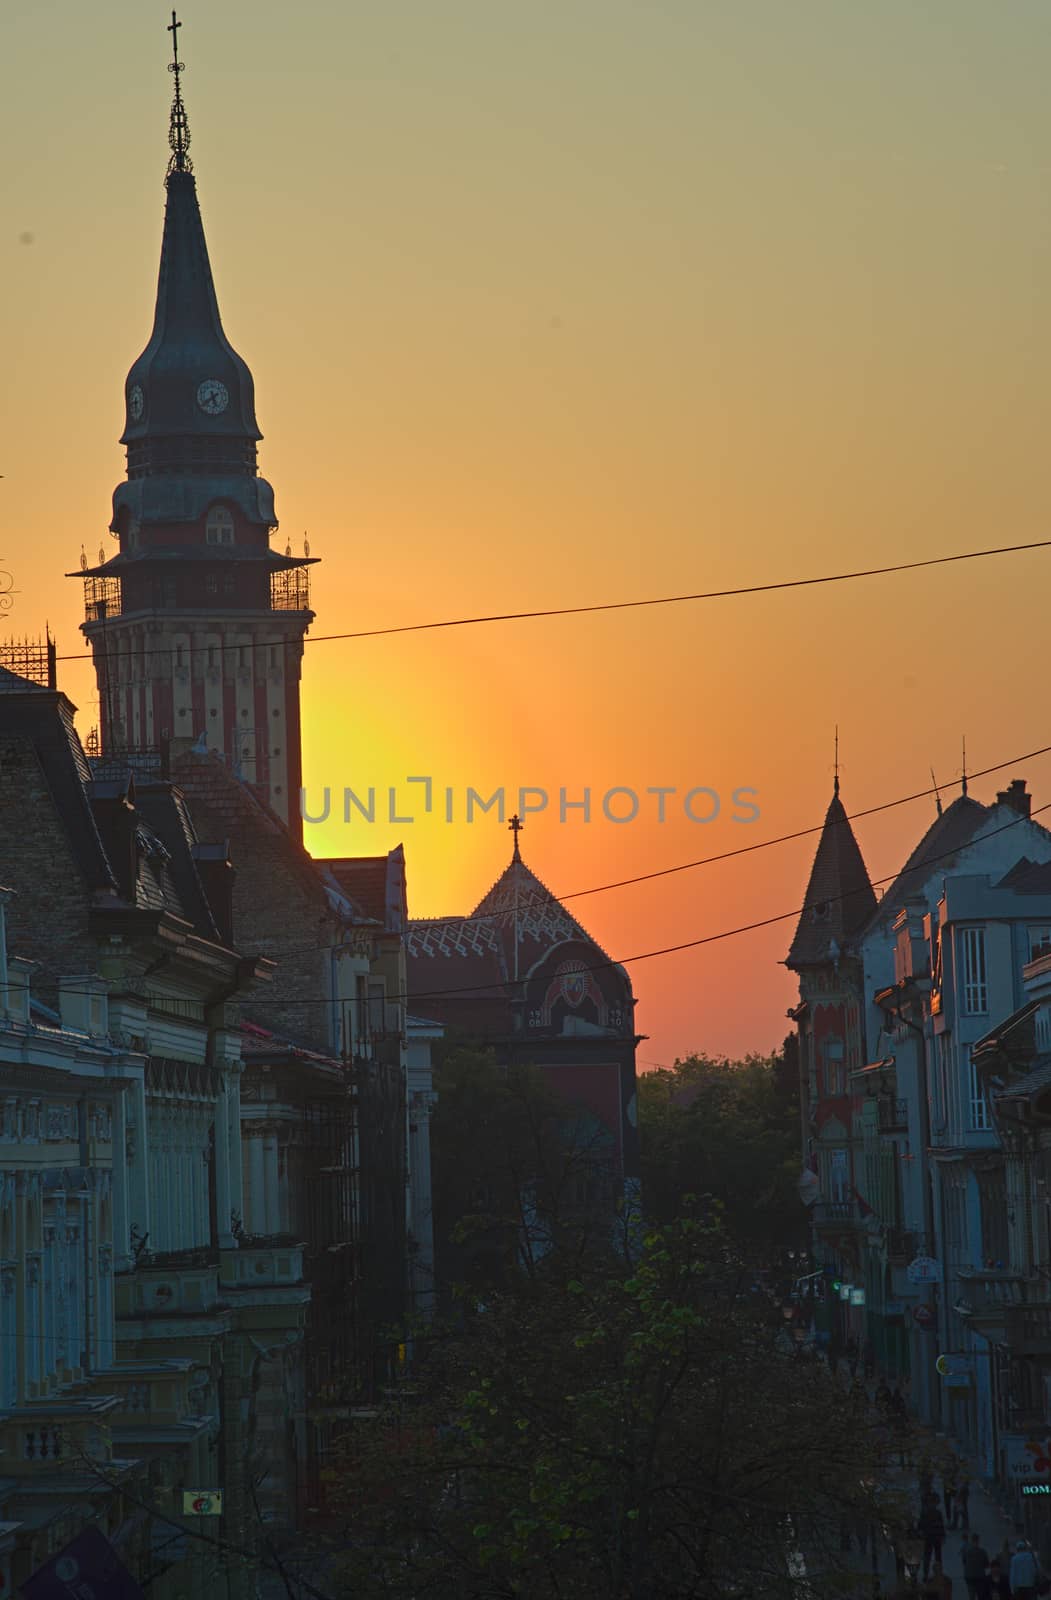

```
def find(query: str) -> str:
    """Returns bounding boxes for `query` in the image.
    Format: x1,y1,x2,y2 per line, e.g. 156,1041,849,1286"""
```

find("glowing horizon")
5,0,1051,1063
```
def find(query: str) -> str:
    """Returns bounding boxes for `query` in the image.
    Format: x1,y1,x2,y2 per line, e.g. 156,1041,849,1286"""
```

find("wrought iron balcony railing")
83,575,122,622
877,1097,909,1132
270,567,311,612
812,1200,861,1227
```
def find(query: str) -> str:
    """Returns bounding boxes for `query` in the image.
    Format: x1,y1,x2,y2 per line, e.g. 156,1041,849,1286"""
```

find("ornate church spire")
117,10,265,490
167,11,192,175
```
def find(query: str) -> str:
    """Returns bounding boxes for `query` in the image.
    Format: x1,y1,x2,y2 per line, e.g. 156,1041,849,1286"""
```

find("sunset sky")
5,1,1051,1065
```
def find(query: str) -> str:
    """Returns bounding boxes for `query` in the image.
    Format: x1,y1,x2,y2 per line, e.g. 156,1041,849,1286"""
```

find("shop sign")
1003,1437,1051,1482
851,1289,865,1306
912,1304,936,1329
1022,1484,1051,1496
182,1491,223,1516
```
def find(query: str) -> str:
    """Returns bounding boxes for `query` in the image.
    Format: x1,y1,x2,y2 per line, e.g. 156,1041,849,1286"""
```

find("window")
822,1036,845,1097
828,1148,849,1203
1029,927,1051,962
960,927,988,1015
368,982,386,1036
936,1031,952,1127
206,574,218,596
205,506,235,545
969,1053,990,1131
126,519,140,551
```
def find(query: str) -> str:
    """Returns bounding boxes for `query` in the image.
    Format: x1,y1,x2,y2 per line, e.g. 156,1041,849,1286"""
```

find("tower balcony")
83,574,123,623
270,566,311,612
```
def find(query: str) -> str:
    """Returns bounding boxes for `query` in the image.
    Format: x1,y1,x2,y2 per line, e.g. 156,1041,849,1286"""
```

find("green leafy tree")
638,1040,804,1255
329,1216,901,1599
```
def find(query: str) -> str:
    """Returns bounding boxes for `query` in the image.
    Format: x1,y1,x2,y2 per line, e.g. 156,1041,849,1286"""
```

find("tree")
638,1042,805,1256
429,1040,621,1309
328,1216,900,1599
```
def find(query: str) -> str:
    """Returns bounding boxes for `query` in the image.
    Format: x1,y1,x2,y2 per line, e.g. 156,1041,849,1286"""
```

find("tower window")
205,506,235,546
206,575,218,595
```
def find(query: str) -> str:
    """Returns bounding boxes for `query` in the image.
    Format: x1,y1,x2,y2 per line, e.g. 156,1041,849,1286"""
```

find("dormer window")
205,506,235,546
812,901,830,922
126,518,140,551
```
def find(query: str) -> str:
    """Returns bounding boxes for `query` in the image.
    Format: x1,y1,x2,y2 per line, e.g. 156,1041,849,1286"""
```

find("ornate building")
406,826,641,1220
0,665,308,1600
69,23,314,840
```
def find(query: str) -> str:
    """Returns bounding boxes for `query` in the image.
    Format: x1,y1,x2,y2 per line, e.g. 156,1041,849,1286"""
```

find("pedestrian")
920,1496,948,1582
987,1559,1011,1598
962,1532,990,1600
957,1472,971,1532
1009,1540,1040,1599
945,1462,959,1529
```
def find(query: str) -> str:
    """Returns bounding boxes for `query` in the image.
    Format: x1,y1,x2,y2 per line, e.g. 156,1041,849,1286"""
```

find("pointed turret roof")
121,169,261,457
787,781,877,969
117,16,263,488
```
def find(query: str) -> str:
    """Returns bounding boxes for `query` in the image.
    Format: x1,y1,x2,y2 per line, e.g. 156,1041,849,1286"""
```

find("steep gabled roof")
787,784,877,969
0,682,117,896
321,848,406,932
868,794,990,928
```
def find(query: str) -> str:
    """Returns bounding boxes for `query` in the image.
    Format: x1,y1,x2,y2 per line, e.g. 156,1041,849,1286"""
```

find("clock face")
128,384,145,422
196,378,229,416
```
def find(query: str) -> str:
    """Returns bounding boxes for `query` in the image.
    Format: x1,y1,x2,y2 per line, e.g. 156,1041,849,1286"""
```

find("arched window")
205,505,235,546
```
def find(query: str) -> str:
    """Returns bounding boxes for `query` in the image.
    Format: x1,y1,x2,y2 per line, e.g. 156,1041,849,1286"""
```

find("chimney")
996,778,1031,818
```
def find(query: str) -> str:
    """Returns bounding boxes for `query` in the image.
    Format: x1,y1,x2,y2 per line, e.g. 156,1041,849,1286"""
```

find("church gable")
523,941,630,1038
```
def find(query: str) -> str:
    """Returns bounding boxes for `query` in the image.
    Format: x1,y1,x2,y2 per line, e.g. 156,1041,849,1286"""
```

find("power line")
52,535,1051,667
35,793,1050,1009
249,735,1051,966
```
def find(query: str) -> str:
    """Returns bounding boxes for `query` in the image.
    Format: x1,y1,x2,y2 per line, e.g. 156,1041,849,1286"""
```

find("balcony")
812,1200,862,1230
220,1239,306,1289
1005,1302,1051,1354
877,1097,909,1132
83,574,122,622
270,567,311,612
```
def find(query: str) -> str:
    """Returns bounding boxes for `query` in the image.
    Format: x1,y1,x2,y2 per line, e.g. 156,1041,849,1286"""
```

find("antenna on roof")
961,736,968,797
930,767,943,818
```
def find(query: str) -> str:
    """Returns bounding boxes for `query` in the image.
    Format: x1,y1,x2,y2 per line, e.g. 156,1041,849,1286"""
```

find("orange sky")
5,2,1051,1064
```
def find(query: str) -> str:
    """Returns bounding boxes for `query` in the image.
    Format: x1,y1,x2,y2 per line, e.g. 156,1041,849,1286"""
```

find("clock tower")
71,14,315,842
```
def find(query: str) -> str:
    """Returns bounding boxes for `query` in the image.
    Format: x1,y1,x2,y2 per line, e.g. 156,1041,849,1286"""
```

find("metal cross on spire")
833,725,840,798
961,735,968,797
167,11,193,175
508,813,524,862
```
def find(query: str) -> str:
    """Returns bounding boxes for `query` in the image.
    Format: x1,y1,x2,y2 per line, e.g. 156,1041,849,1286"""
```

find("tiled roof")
406,850,632,1018
787,786,876,968
0,681,116,896
321,849,406,931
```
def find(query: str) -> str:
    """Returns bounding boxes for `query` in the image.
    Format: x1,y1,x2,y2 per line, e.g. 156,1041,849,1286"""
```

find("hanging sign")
907,1255,943,1286
851,1289,866,1306
182,1491,223,1516
912,1304,936,1329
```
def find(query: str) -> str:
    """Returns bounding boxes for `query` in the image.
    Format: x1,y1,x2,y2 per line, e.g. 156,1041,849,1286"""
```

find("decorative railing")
1005,1303,1051,1349
270,567,311,612
812,1201,860,1226
877,1098,909,1132
83,575,122,622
